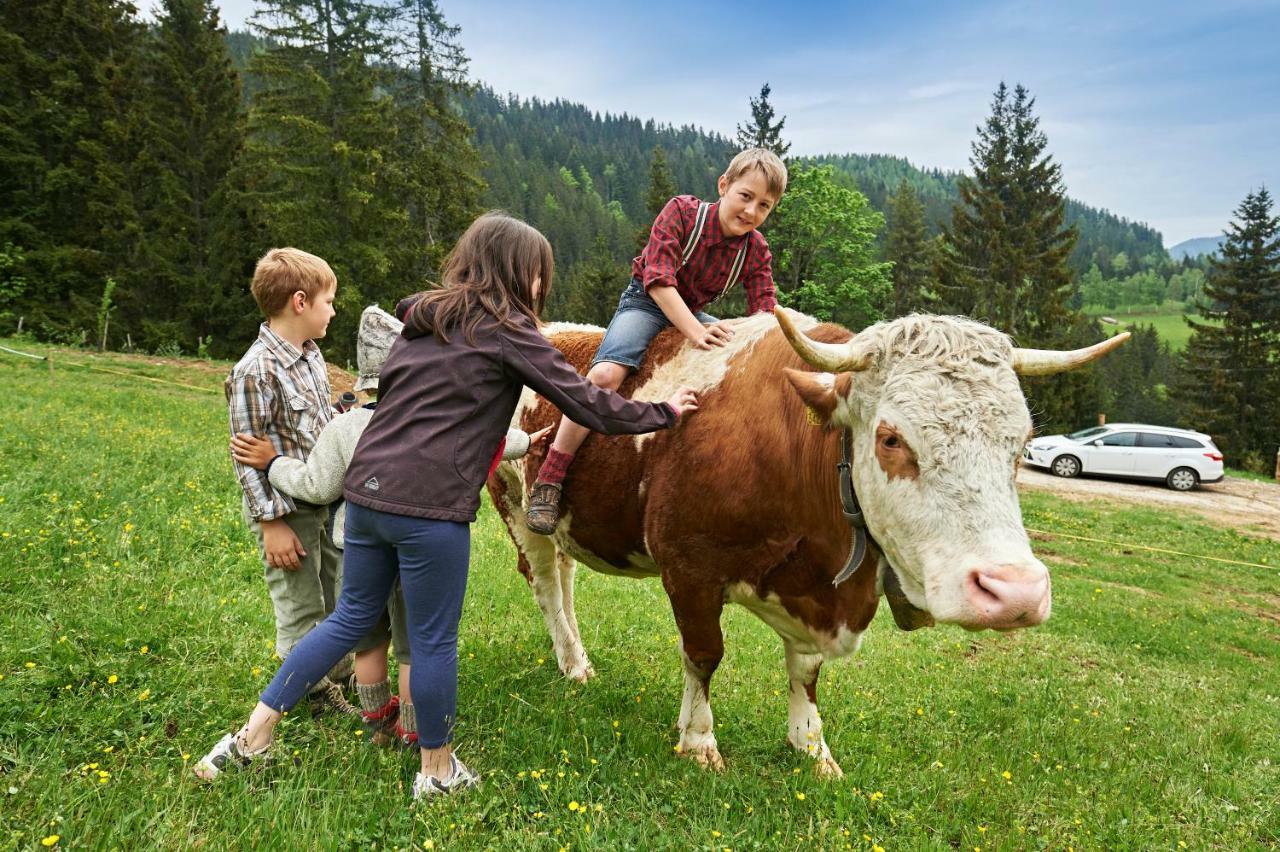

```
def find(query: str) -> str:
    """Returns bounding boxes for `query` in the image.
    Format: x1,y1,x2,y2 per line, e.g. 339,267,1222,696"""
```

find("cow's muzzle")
964,564,1052,629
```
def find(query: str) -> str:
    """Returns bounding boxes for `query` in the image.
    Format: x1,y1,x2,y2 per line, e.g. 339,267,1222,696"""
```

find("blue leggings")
259,502,471,749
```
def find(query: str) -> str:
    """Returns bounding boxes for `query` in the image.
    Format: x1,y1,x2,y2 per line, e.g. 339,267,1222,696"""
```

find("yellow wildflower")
1002,770,1012,781
107,674,118,684
795,791,806,801
137,689,150,701
139,645,149,655
41,836,59,847
568,801,580,812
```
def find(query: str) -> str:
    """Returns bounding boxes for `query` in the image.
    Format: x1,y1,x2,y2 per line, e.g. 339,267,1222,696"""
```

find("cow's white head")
777,308,1128,632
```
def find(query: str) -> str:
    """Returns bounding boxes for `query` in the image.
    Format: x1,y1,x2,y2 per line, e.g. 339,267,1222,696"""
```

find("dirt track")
1017,466,1280,541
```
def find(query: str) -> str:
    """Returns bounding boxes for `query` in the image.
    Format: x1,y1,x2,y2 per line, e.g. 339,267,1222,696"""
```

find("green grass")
2,339,1279,850
1084,304,1221,351
1100,312,1200,351
1227,466,1278,484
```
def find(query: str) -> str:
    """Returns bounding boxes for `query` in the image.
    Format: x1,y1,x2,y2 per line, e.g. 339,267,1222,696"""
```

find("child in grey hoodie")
230,304,545,746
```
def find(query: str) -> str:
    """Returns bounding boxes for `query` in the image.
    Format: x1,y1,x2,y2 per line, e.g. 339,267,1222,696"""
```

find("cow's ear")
785,368,851,425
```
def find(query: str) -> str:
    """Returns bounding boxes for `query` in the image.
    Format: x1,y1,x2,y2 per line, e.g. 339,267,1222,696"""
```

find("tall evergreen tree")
559,237,630,326
936,82,1089,429
735,83,790,157
1174,187,1280,469
129,0,253,353
0,0,144,339
242,0,406,359
884,179,937,316
635,144,677,251
385,0,483,289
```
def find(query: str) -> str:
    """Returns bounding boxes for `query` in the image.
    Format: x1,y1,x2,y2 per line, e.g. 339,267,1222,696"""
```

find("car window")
1068,426,1109,441
1099,432,1137,447
1169,435,1203,449
1138,432,1176,448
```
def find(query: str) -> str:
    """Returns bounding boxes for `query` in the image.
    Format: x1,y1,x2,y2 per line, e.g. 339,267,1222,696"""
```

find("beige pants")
245,500,343,661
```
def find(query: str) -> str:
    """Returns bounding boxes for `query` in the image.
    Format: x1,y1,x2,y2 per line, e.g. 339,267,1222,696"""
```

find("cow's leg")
556,550,583,644
525,535,593,681
496,482,594,682
783,642,842,779
667,583,726,771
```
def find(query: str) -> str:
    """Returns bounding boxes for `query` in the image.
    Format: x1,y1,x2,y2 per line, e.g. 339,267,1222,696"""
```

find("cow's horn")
1010,332,1130,376
774,307,873,373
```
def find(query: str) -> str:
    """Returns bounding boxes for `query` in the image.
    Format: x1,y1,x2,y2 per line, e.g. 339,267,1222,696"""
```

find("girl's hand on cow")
665,386,699,417
529,425,553,447
230,433,277,470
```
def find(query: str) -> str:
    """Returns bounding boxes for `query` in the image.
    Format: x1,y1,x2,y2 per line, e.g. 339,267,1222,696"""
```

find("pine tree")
884,179,936,316
635,145,677,251
735,83,790,157
1174,187,1280,469
241,0,406,361
0,0,144,340
384,0,483,291
129,0,253,353
936,82,1088,429
560,237,630,326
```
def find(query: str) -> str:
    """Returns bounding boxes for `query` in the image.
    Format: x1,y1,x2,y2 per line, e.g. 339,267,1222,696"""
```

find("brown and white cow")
488,308,1126,777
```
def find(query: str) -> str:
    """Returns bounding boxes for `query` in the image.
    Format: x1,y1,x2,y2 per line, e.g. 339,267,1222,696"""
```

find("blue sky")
173,0,1279,246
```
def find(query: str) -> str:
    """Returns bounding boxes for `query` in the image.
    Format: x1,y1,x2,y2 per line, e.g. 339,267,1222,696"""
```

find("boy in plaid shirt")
225,247,354,714
526,148,788,534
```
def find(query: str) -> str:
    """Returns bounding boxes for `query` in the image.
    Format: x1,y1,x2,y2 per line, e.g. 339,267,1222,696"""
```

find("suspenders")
679,201,750,303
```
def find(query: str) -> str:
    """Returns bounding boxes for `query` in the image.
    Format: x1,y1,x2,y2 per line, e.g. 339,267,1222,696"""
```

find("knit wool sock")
398,701,417,736
356,679,392,716
536,448,575,486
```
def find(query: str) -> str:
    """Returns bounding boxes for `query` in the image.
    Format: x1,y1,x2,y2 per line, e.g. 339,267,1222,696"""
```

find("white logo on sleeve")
363,477,380,492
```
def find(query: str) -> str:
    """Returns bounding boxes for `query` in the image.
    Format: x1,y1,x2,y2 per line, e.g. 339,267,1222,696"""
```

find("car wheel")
1051,455,1081,478
1166,467,1198,491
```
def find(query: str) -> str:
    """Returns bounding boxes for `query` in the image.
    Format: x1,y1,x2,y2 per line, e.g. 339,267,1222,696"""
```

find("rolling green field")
2,340,1278,850
1092,309,1220,352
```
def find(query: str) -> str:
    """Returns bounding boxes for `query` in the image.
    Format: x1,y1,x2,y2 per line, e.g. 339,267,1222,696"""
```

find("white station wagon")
1023,423,1225,491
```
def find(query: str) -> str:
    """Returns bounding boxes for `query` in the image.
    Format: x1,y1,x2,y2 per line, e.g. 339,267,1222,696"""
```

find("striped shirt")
632,194,777,315
226,323,334,521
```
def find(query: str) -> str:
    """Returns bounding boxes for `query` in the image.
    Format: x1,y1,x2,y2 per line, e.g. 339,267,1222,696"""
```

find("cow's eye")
881,434,900,449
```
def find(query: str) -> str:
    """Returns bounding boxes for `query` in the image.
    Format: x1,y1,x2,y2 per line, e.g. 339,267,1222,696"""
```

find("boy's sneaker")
411,755,480,800
361,696,400,746
308,677,359,718
193,731,269,781
525,482,562,535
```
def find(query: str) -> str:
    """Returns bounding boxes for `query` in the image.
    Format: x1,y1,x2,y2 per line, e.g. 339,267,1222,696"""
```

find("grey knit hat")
354,305,403,392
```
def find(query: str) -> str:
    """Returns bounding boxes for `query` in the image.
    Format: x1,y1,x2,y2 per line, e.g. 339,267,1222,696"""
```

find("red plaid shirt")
632,195,777,315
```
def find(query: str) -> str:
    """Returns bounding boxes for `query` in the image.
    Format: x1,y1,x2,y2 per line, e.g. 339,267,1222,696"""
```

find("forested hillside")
457,89,1166,278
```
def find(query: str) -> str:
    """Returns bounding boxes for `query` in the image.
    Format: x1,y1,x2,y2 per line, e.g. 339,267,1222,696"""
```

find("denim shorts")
591,279,717,370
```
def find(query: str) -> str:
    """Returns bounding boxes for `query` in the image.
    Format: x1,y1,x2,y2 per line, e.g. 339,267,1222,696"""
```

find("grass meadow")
1088,307,1220,352
2,338,1278,850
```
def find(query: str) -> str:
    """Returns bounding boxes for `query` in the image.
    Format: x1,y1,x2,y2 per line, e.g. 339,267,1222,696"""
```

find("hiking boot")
308,677,359,718
526,482,563,535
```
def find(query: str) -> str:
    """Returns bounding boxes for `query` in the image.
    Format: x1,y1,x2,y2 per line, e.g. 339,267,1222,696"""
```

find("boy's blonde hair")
250,248,338,317
723,148,788,198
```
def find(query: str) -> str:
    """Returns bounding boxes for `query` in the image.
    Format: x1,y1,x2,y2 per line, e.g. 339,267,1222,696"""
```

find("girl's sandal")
193,730,269,780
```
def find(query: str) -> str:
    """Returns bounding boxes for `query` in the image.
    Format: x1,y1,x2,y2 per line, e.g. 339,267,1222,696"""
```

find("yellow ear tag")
806,406,823,426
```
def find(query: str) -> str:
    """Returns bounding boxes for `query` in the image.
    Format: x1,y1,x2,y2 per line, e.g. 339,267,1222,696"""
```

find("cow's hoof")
813,757,844,779
563,660,595,682
678,744,725,772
